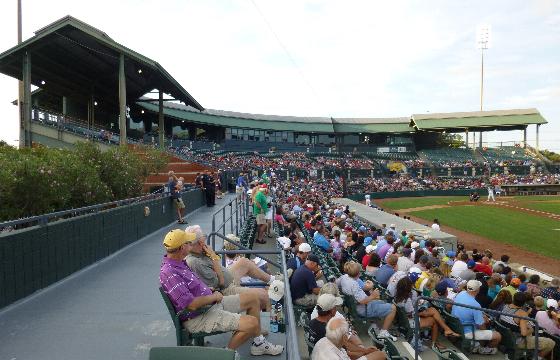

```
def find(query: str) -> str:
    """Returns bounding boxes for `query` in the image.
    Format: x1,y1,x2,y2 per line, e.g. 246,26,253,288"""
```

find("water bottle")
277,303,285,333
270,301,279,333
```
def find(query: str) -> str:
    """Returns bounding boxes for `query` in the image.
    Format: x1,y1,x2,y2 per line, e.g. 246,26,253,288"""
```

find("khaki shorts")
520,335,555,354
182,295,241,334
294,293,318,307
236,186,243,194
256,213,267,225
175,198,185,209
222,284,252,296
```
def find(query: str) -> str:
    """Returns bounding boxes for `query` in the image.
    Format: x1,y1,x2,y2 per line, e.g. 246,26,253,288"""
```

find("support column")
90,95,95,129
118,54,127,146
22,51,32,147
479,131,482,149
158,90,164,148
465,130,469,149
523,128,527,149
536,124,540,152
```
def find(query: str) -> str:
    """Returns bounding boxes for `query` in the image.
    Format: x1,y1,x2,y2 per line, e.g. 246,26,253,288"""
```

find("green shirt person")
253,187,269,215
261,172,270,185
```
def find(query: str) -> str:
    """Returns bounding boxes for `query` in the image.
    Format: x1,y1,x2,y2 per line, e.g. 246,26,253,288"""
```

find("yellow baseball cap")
163,229,197,250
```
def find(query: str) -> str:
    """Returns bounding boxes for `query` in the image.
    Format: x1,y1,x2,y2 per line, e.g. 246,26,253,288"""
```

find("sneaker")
378,329,397,342
478,347,497,355
250,340,284,356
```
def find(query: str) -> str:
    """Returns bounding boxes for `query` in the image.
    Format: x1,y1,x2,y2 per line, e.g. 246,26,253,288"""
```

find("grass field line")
483,201,560,219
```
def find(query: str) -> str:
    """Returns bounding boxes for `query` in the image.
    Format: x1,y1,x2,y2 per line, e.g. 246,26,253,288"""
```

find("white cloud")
0,0,558,150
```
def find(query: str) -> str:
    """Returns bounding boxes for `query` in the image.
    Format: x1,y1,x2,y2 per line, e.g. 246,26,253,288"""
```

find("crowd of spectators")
265,173,560,358
159,167,560,360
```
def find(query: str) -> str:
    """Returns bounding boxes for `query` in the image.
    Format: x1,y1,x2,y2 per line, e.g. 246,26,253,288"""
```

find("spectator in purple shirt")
377,234,395,261
159,229,283,356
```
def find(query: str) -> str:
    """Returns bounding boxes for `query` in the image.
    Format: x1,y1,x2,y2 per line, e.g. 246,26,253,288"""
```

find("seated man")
159,229,283,355
374,254,398,287
313,225,333,252
308,294,381,360
311,317,385,360
290,254,323,306
452,280,501,355
184,225,276,311
286,242,312,277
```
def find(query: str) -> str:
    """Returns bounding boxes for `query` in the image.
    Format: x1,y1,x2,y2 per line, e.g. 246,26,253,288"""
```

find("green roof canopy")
0,16,202,110
137,101,413,133
410,109,547,132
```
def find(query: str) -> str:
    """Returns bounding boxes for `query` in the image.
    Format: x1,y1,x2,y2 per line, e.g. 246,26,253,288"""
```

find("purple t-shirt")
377,244,392,260
159,256,213,320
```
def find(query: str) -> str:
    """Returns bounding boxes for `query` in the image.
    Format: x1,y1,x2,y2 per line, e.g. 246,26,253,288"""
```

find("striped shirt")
159,256,213,320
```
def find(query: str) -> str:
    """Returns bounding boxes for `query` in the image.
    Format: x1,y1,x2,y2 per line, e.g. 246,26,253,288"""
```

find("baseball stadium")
1,15,559,360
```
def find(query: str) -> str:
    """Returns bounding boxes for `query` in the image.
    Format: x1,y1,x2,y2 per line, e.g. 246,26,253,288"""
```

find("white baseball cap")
317,294,343,311
277,236,291,249
298,243,312,253
547,299,559,310
268,280,285,302
365,245,375,254
390,224,396,228
410,241,420,249
467,280,482,292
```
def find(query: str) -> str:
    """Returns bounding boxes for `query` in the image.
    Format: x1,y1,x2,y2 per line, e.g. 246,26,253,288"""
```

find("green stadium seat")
159,287,228,346
149,346,235,360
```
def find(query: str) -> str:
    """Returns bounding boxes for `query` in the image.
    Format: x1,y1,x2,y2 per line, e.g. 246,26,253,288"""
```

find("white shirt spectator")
431,223,440,231
397,256,414,273
311,337,352,360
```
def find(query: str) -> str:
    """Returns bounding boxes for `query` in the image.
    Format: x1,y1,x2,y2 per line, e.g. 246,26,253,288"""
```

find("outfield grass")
409,205,560,259
516,202,560,215
509,195,560,202
382,196,464,210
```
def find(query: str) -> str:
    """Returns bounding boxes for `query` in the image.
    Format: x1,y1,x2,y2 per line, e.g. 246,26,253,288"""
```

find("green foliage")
0,142,168,221
541,149,560,162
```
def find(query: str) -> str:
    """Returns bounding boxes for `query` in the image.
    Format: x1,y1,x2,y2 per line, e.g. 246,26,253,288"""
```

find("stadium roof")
410,108,547,132
137,100,412,133
0,16,202,110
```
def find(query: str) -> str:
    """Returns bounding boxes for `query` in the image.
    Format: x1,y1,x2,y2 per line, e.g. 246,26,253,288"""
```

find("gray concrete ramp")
0,195,283,360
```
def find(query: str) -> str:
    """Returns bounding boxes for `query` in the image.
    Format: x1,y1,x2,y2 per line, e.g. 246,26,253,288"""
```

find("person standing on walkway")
202,170,215,207
167,171,186,224
253,184,269,244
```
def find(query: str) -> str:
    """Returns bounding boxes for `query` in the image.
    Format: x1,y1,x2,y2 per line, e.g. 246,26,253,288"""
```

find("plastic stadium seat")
159,287,228,346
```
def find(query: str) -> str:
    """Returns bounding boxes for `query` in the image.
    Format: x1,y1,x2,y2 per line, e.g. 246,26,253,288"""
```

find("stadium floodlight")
138,69,142,74
41,80,45,85
475,24,491,148
94,101,98,106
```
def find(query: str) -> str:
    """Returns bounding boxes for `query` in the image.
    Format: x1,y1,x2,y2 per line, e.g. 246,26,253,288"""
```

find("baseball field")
376,195,560,275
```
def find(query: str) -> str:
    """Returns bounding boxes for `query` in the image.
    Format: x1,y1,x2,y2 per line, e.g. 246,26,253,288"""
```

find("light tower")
476,24,491,149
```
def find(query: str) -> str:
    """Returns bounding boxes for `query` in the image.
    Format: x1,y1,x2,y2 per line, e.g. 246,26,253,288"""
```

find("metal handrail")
207,232,280,270
0,187,171,231
210,196,248,247
412,296,540,360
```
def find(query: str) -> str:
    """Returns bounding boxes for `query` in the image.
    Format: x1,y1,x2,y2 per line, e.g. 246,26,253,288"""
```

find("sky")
0,0,559,150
